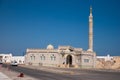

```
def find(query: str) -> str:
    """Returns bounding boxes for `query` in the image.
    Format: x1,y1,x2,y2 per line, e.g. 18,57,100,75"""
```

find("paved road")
2,64,120,80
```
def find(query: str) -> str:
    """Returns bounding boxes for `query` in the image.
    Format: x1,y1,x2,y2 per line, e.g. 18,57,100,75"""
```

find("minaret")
88,6,93,52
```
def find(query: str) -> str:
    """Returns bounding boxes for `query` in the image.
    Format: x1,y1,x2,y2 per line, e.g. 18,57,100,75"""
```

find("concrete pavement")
0,72,12,80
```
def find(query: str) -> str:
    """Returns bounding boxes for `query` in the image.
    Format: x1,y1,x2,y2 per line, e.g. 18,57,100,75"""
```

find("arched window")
40,54,45,61
51,54,56,61
34,56,35,60
30,56,32,60
30,55,35,61
43,55,45,60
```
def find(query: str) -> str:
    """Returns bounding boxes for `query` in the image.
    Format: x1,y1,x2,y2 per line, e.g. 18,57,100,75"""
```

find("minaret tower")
88,6,93,52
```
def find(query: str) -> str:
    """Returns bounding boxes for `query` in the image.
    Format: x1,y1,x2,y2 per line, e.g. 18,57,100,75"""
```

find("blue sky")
0,0,120,56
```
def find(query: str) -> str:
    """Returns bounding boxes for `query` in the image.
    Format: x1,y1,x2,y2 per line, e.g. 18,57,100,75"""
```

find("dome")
47,44,54,50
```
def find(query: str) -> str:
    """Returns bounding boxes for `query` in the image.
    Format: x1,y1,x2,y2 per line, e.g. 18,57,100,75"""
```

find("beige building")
25,45,96,68
25,6,96,68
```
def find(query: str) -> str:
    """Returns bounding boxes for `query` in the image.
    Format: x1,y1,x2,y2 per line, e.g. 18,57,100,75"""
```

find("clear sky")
0,0,120,56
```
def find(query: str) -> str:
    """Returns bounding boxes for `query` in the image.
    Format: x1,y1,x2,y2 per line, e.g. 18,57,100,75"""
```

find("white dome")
47,44,54,50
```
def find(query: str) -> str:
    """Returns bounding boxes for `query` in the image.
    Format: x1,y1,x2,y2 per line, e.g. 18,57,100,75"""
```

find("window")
51,54,56,61
34,56,35,60
51,56,53,61
84,59,89,63
40,54,45,61
40,56,42,60
30,56,32,60
43,56,45,60
30,55,35,61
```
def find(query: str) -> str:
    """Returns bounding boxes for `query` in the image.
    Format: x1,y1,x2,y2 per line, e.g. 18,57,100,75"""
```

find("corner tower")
88,6,93,52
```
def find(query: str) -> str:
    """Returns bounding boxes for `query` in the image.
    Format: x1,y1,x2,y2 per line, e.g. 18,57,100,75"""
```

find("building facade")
11,56,25,64
0,53,12,63
97,54,113,61
25,6,96,68
25,45,96,68
0,53,25,64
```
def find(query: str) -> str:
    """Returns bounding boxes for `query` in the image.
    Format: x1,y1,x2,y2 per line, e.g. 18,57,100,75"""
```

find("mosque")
25,6,96,68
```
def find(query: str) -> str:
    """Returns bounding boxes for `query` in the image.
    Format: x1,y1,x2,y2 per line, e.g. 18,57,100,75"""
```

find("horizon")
0,0,120,56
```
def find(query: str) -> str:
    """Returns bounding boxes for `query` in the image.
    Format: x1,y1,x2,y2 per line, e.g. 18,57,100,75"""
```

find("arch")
66,55,72,65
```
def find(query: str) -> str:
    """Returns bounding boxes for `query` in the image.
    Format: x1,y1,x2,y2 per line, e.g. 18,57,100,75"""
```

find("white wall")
11,56,25,64
0,53,12,63
97,54,113,61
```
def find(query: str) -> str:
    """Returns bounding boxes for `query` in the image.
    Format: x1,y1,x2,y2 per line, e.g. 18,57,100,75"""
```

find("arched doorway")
66,55,72,66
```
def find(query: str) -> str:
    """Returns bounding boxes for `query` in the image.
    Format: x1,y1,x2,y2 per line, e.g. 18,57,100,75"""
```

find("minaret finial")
90,6,92,16
90,6,92,14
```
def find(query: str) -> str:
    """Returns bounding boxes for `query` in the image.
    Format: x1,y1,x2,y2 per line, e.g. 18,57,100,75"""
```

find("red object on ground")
17,73,24,77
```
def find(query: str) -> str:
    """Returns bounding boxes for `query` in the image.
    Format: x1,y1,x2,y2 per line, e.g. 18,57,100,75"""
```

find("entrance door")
66,55,72,65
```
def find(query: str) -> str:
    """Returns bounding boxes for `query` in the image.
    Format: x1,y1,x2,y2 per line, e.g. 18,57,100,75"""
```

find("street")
2,64,120,80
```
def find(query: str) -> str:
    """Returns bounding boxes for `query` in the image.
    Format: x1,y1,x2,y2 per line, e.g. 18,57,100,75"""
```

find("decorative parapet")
58,46,74,50
26,48,58,53
81,50,95,56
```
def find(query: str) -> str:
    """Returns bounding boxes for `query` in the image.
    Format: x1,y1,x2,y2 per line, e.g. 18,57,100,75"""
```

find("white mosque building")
25,6,96,68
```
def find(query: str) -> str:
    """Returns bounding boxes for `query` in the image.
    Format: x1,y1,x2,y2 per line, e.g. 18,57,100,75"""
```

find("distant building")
96,55,120,69
25,6,96,68
11,56,24,64
0,53,12,63
97,54,113,61
25,45,96,68
0,53,24,64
